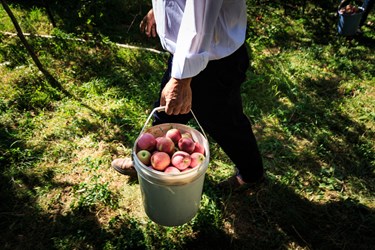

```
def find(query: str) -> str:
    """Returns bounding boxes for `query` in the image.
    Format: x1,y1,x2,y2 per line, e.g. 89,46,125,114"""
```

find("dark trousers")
153,44,264,183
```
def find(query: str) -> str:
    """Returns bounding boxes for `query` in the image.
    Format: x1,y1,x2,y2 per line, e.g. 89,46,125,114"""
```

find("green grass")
1,1,374,249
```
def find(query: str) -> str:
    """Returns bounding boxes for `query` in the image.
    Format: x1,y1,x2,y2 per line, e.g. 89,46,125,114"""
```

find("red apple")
151,151,170,171
190,152,205,168
171,151,191,170
164,166,181,174
156,137,175,155
136,149,151,166
193,141,205,155
137,133,156,151
178,137,195,154
165,128,182,144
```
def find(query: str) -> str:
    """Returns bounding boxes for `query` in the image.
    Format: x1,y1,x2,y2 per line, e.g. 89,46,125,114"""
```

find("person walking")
112,0,265,191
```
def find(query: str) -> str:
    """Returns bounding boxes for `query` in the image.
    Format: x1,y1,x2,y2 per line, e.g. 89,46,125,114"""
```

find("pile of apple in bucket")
135,127,206,174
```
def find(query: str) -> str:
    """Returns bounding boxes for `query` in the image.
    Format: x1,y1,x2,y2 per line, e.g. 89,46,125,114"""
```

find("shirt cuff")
171,52,210,79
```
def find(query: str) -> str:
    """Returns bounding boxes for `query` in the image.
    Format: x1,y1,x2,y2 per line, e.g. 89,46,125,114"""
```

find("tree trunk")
1,0,68,96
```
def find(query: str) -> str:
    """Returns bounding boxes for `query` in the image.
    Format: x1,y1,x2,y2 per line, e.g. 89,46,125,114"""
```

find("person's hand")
160,77,192,115
140,9,157,37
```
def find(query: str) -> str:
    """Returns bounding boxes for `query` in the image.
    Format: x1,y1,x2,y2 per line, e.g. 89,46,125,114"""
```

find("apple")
137,133,156,151
171,151,191,170
178,137,195,154
193,141,205,155
190,152,205,168
151,151,170,171
136,149,151,166
156,137,175,155
164,166,181,174
165,128,182,144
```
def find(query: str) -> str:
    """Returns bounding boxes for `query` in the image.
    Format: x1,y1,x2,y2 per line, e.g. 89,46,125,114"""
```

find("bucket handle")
139,106,208,140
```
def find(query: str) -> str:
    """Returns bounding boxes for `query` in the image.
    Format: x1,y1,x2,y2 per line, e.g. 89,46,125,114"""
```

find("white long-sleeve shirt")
152,0,247,79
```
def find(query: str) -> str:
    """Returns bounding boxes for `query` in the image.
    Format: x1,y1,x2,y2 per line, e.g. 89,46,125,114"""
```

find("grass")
1,0,374,249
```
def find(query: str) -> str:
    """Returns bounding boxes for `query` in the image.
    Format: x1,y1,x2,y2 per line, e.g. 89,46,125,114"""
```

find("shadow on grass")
190,179,375,249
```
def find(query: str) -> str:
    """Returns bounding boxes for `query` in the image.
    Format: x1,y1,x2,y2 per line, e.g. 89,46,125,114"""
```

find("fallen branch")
114,42,165,54
1,31,166,54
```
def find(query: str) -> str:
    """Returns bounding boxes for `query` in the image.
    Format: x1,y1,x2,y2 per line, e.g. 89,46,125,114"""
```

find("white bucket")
132,107,210,227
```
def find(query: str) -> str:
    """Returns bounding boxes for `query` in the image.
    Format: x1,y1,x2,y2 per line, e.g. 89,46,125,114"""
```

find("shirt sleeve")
171,0,223,79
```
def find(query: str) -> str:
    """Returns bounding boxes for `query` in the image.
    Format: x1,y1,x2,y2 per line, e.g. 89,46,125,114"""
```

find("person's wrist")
173,77,192,86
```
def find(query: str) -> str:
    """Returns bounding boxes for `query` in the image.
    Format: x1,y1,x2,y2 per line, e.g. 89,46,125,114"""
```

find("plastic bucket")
337,7,364,36
132,107,210,227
